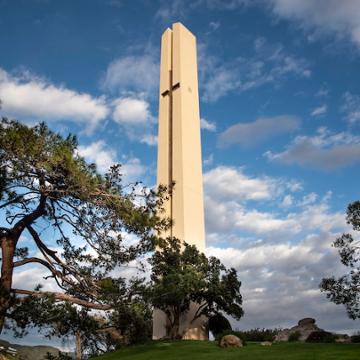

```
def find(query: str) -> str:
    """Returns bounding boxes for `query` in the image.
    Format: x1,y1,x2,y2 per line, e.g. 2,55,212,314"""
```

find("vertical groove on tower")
168,30,173,239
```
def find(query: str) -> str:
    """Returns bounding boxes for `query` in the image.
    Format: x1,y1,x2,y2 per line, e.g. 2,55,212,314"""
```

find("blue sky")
1,0,360,348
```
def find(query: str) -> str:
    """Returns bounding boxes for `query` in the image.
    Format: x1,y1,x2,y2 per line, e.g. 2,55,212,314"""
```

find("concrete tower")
153,23,207,340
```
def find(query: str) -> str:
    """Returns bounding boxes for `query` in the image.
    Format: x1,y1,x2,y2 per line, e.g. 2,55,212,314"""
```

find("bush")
288,331,301,342
306,331,336,343
209,313,232,337
237,328,278,342
215,328,280,344
351,334,360,343
215,330,247,346
45,352,72,360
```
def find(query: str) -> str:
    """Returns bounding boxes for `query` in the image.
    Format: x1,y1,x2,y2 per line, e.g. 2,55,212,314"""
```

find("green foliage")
320,201,360,319
305,331,336,343
288,331,301,342
240,328,278,342
44,352,72,360
215,328,278,343
109,300,152,345
208,313,232,337
0,119,169,352
148,237,243,339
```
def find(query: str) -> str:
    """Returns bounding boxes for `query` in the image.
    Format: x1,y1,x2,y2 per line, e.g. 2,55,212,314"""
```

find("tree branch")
12,194,47,235
11,289,112,310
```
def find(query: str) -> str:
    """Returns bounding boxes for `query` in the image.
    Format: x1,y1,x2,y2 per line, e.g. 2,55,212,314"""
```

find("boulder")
298,318,316,327
260,341,272,346
219,335,243,348
275,318,323,342
335,336,351,344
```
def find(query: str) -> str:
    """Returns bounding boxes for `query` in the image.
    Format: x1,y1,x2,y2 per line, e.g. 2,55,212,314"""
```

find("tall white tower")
153,22,207,340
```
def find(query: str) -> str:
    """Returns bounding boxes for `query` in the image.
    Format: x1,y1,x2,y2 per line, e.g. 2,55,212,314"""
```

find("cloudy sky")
1,0,360,348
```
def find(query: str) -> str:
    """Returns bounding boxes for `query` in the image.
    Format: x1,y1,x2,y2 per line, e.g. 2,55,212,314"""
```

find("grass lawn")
92,340,360,360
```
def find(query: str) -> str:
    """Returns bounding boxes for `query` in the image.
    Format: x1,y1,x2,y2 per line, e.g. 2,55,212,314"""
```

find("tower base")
152,303,208,340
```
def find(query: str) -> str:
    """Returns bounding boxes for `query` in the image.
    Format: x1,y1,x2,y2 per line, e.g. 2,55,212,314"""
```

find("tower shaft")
153,22,207,340
157,22,205,251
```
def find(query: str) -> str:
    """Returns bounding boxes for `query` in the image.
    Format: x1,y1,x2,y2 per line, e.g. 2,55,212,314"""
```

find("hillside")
92,340,360,360
0,339,64,360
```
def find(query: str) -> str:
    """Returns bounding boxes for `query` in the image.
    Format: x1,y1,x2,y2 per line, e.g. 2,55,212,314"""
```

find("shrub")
215,328,280,344
237,328,279,342
209,313,232,337
351,334,360,343
306,331,336,343
45,352,72,360
288,331,301,342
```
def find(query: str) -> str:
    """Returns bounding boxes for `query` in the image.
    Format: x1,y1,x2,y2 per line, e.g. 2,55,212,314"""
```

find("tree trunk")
0,234,17,333
76,331,82,360
169,311,180,340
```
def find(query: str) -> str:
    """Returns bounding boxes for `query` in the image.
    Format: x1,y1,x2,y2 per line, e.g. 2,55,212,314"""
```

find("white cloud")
13,265,61,293
78,140,145,179
0,68,109,133
112,97,151,124
200,118,216,132
205,230,357,333
101,55,159,96
203,166,309,238
203,153,214,166
281,194,293,208
295,201,345,233
205,195,300,236
121,157,146,179
209,21,220,31
78,140,116,173
203,165,351,332
268,0,360,49
111,96,157,146
341,92,360,123
204,165,344,239
310,104,327,117
316,85,329,97
140,134,158,146
265,128,360,170
218,115,300,147
199,39,310,102
204,166,277,202
298,192,318,206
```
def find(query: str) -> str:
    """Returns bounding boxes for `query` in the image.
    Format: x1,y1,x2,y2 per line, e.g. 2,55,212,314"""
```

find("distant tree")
0,119,169,336
148,237,244,339
13,291,152,358
320,201,360,319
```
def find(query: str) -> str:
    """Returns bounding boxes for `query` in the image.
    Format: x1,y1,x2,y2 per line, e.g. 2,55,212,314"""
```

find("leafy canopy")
0,118,168,339
148,237,244,339
320,201,360,319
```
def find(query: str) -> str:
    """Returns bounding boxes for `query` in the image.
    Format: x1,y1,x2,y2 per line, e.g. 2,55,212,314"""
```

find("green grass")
92,341,360,360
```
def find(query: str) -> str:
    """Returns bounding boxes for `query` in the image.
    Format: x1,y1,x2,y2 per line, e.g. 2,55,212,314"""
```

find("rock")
275,318,322,342
261,341,272,346
219,335,243,348
335,337,351,344
298,318,316,327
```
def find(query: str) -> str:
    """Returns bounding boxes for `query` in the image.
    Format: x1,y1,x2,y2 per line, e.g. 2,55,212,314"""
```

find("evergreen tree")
0,119,169,335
